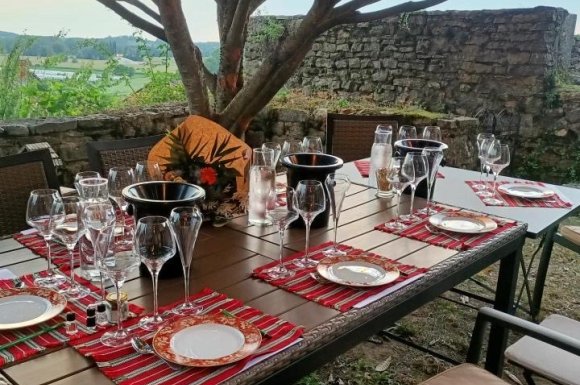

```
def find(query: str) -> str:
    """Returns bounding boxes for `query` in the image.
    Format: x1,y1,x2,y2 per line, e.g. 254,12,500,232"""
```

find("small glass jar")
106,291,129,323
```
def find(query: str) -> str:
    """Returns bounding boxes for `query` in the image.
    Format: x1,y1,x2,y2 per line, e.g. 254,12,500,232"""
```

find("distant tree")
112,64,136,77
97,0,445,138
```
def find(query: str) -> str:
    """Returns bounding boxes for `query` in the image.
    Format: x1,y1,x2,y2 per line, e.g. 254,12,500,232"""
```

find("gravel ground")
295,215,579,385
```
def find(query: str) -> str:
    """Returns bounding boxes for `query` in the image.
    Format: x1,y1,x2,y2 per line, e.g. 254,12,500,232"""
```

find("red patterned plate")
317,254,400,288
0,287,67,330
153,314,262,367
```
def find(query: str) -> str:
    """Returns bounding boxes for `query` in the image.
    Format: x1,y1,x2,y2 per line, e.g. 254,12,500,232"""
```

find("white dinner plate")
153,314,262,367
317,254,400,288
429,212,497,234
0,288,67,330
497,183,556,199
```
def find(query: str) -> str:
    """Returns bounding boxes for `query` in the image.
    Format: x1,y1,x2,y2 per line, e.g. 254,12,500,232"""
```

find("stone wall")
571,36,580,81
245,7,577,140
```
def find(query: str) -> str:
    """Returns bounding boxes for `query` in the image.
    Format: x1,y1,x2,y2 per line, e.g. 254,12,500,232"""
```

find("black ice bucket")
123,181,205,279
280,153,343,228
394,139,448,199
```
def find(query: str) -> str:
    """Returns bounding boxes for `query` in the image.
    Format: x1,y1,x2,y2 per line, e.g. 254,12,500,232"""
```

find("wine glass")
419,147,444,215
74,171,100,193
398,125,417,140
264,188,299,279
478,138,500,197
77,177,109,203
134,161,163,182
400,154,427,222
302,136,324,153
281,139,303,158
98,238,140,347
26,189,67,287
261,142,281,169
483,143,511,206
474,133,495,191
168,206,203,315
423,126,442,142
323,173,351,256
385,157,414,230
108,167,135,244
135,216,176,330
294,180,326,268
52,196,89,299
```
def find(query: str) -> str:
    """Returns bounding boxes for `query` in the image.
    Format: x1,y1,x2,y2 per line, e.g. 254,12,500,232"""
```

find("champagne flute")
400,153,426,222
74,171,100,193
52,196,89,299
135,216,176,330
323,173,351,256
474,133,495,190
265,188,299,279
168,206,203,315
419,147,444,215
98,239,140,347
423,126,442,142
294,180,326,268
398,125,417,140
134,161,163,182
108,167,135,244
483,143,511,206
302,136,324,153
26,189,67,287
385,157,414,230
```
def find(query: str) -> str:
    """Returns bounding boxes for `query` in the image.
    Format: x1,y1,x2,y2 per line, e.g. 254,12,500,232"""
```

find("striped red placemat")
375,206,518,251
253,242,427,312
465,180,572,208
71,288,303,385
355,159,444,179
0,269,143,366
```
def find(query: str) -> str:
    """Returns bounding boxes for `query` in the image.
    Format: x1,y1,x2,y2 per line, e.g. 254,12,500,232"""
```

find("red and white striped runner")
253,242,427,312
465,180,572,208
71,288,303,385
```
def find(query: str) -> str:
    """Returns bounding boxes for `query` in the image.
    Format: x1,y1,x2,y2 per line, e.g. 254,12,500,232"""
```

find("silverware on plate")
131,336,182,370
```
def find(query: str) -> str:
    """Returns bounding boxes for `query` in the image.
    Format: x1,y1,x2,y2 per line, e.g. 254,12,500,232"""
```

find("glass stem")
152,270,160,317
99,272,106,302
278,226,285,268
479,160,484,183
409,186,416,215
45,238,54,277
425,180,432,210
492,173,499,198
333,216,340,249
69,248,76,289
395,191,401,223
182,265,191,305
120,209,126,240
113,280,123,332
303,221,311,262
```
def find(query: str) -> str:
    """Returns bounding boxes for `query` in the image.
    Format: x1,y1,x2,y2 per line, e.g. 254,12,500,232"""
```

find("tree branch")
119,0,162,24
332,0,446,24
96,0,167,41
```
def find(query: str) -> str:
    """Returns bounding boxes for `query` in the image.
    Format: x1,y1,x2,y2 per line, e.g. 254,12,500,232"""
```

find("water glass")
369,125,393,193
169,206,203,315
400,154,427,222
265,188,299,279
302,136,324,153
26,189,67,287
135,216,176,330
323,174,351,256
385,157,414,230
74,171,100,193
135,161,163,182
294,180,326,268
474,133,495,190
483,143,511,206
423,126,442,142
398,125,417,141
78,177,109,203
248,148,275,226
82,203,116,292
419,147,444,215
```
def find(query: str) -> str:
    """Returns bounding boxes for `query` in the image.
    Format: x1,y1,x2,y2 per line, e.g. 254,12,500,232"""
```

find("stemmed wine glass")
385,157,414,230
419,147,444,215
483,143,511,206
98,236,140,347
294,180,326,268
168,206,203,315
474,133,495,191
74,171,100,192
134,161,163,182
264,188,299,279
423,126,442,142
135,216,176,330
478,138,501,197
262,142,281,169
398,125,417,140
78,177,109,203
52,196,90,299
281,140,303,157
108,167,135,244
302,136,324,153
400,153,427,222
323,173,351,256
26,189,67,287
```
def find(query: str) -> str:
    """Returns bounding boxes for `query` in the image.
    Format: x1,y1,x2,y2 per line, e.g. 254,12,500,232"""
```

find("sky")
1,0,579,41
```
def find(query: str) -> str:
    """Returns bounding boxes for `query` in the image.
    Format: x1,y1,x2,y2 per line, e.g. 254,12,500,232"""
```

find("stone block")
30,119,77,135
507,52,531,65
566,108,580,124
76,115,120,130
1,124,29,136
277,109,308,123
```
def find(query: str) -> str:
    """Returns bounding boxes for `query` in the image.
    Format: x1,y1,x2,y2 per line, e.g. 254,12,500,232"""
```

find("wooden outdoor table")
0,181,527,385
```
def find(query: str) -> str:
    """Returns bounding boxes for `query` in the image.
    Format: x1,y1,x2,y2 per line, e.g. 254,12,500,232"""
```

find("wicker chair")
326,113,398,162
0,149,60,237
86,135,164,175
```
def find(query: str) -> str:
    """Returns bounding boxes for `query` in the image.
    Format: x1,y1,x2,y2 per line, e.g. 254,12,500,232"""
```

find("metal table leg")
530,226,557,319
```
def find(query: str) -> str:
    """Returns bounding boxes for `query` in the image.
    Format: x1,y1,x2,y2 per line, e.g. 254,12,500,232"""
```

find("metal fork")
424,225,464,243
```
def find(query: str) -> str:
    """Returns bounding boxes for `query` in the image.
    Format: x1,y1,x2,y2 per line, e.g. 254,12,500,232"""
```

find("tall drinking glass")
52,196,89,299
108,167,135,244
483,143,511,206
135,216,176,330
134,161,163,182
423,126,442,142
98,241,140,347
323,173,351,256
474,133,495,190
400,154,427,221
398,125,417,140
294,180,326,268
169,206,203,315
419,147,444,215
248,148,275,226
385,157,414,230
478,138,500,197
302,136,324,153
74,171,100,193
265,188,299,279
26,189,67,287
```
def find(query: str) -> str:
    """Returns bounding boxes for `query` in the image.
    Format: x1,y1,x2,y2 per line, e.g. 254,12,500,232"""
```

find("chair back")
86,135,164,175
0,149,60,237
326,113,398,162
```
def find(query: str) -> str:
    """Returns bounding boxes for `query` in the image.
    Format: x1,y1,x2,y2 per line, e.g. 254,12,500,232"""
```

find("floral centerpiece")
148,115,251,224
